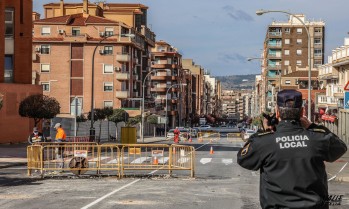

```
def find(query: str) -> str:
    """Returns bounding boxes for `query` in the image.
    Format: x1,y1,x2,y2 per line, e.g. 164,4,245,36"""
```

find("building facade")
0,0,42,143
262,14,325,112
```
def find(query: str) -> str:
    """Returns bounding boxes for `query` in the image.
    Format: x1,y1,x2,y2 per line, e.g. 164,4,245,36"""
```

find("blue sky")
34,0,349,76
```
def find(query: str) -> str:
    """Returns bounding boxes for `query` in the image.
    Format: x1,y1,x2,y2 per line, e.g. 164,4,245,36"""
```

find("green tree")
108,109,129,139
127,115,142,127
147,114,159,137
19,94,60,127
76,114,87,135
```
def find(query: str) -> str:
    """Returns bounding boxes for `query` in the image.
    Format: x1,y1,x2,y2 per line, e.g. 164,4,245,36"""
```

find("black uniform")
237,120,347,209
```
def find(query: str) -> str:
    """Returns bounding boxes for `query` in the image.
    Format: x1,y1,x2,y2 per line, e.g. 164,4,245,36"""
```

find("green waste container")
121,127,137,144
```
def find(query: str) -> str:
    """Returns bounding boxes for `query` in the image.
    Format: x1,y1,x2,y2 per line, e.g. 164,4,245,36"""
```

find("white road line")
81,169,158,209
158,157,169,164
222,158,233,165
80,179,140,209
131,157,150,164
177,157,189,164
200,158,212,164
106,157,128,164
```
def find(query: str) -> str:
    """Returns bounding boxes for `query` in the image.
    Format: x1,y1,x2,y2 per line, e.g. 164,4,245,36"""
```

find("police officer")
237,89,347,209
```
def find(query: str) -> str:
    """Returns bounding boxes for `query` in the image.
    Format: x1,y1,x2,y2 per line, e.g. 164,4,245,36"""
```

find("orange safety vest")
55,127,66,141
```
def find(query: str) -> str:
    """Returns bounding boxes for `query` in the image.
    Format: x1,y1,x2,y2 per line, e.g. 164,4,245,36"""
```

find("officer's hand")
300,116,312,129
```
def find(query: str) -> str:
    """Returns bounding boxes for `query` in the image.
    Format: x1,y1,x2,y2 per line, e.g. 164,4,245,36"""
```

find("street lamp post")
256,9,312,120
165,83,187,139
141,69,158,143
90,34,113,142
141,69,170,143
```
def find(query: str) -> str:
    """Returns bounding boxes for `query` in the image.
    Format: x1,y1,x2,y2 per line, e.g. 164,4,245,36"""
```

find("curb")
0,162,27,169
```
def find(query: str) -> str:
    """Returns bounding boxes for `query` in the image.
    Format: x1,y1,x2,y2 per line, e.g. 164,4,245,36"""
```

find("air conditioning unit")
58,29,65,34
99,49,104,54
35,46,41,52
114,67,120,72
99,32,105,37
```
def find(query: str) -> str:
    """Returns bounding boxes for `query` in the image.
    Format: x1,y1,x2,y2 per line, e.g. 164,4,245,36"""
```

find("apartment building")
0,0,42,143
182,59,205,116
39,1,155,115
150,41,185,128
32,12,146,116
221,89,252,122
262,14,325,112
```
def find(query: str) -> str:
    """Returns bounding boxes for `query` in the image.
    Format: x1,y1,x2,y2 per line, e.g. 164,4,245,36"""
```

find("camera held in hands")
262,113,279,127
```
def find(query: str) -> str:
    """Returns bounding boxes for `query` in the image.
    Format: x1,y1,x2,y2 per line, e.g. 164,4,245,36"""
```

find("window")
41,82,50,91
104,101,113,107
72,27,80,36
285,80,291,85
297,28,302,34
314,38,321,45
284,60,289,66
104,46,113,55
41,26,51,35
314,60,322,67
296,49,302,55
104,64,113,74
284,39,290,44
5,8,14,38
314,27,322,33
4,55,13,83
314,49,322,55
40,64,50,72
296,39,302,44
296,60,302,66
41,45,50,54
285,28,290,34
104,82,113,91
284,50,290,55
105,27,114,37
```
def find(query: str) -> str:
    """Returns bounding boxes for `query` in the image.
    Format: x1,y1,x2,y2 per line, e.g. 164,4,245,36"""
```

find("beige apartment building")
262,14,325,112
150,41,189,128
33,1,155,117
32,12,145,116
182,59,205,116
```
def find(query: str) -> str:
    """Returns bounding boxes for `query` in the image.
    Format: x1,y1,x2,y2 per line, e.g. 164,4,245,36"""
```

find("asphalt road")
0,136,348,209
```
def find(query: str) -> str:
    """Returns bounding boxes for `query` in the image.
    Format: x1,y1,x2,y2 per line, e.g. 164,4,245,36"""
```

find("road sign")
345,92,349,109
344,81,349,91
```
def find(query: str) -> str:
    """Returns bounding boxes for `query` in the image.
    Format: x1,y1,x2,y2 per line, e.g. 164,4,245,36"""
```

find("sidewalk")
0,137,169,169
325,150,349,182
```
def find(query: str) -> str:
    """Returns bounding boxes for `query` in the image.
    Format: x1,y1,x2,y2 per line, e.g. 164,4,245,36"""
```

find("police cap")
277,90,302,108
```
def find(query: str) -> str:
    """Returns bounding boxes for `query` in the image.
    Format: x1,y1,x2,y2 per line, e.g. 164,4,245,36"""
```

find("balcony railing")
268,32,282,37
268,43,282,48
116,53,131,62
115,72,130,80
115,90,129,98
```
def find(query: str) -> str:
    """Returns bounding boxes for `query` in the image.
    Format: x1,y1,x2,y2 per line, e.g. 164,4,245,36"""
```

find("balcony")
141,25,155,47
63,33,88,42
268,32,282,37
115,72,130,80
333,85,344,97
268,43,282,48
319,96,338,106
116,53,131,62
115,90,129,98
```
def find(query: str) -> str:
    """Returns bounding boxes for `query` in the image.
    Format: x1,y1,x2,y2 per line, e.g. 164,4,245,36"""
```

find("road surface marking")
200,158,212,164
131,157,150,164
222,158,233,165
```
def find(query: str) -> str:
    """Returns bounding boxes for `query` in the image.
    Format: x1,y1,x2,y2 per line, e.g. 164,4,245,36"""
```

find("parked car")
199,125,211,130
166,129,175,139
243,129,256,141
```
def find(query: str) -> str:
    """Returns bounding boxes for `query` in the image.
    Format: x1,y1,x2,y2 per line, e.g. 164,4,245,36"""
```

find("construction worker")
54,123,66,142
173,127,180,143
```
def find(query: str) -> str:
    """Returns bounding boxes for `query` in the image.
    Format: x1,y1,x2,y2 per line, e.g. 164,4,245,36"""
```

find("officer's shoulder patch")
240,142,250,156
308,128,326,133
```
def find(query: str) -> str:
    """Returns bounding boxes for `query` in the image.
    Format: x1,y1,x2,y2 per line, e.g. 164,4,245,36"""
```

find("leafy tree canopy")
127,115,141,126
108,109,129,125
18,94,60,126
147,114,158,124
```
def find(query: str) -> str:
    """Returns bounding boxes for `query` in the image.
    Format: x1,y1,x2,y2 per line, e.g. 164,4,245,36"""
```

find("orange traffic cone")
153,156,159,165
189,137,192,143
172,147,176,154
210,146,214,154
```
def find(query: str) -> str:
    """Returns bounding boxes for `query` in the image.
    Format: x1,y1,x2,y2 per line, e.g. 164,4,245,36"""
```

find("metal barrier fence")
226,133,244,147
197,132,220,142
27,143,195,178
65,136,91,143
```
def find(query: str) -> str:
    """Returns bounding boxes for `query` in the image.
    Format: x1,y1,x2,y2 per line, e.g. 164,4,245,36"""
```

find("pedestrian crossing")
51,156,235,166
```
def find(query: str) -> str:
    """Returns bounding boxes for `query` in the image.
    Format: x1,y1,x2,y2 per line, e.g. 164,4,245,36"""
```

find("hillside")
214,74,257,90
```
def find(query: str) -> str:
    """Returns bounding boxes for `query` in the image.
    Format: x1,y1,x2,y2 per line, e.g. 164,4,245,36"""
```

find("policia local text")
276,135,309,149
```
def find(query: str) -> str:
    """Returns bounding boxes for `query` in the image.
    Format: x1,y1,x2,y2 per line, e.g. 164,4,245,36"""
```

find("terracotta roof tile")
34,15,71,24
33,37,64,42
34,13,119,26
85,15,119,24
